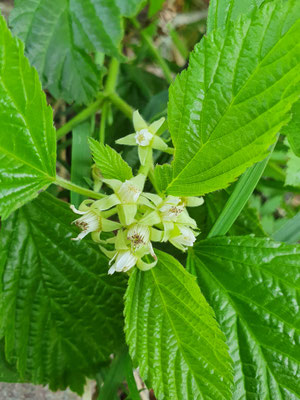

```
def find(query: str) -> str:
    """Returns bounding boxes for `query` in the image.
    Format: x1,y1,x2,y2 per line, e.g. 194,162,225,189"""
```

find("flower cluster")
71,111,204,275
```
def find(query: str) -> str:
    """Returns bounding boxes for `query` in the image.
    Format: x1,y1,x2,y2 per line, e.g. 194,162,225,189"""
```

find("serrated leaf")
0,15,56,220
125,250,233,400
116,0,146,17
154,163,173,193
189,236,300,399
10,0,124,104
0,340,21,383
163,0,300,196
89,138,133,182
207,0,263,33
282,99,300,157
0,192,126,393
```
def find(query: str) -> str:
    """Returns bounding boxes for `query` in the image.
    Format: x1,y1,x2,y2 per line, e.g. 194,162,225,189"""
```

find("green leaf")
0,15,56,220
125,250,233,400
0,192,126,393
282,99,300,157
148,0,165,17
208,139,276,238
207,0,263,33
0,340,21,383
116,0,146,17
163,0,300,196
89,138,133,181
10,0,124,104
98,350,127,400
273,212,300,244
189,236,300,399
285,150,300,187
154,163,173,192
71,120,93,207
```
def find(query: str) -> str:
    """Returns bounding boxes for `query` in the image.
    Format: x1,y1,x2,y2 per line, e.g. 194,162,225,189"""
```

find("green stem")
99,101,109,143
105,58,120,93
56,95,104,140
107,92,134,119
54,176,105,200
131,18,173,84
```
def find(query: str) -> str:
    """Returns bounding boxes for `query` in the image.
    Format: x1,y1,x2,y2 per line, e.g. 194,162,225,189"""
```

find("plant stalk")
56,95,104,140
131,18,173,84
55,176,105,200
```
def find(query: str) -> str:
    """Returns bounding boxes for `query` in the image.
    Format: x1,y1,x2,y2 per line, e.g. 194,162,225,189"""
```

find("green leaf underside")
189,236,300,399
163,0,300,196
89,138,133,182
0,15,56,220
10,0,124,104
0,192,126,393
125,250,233,400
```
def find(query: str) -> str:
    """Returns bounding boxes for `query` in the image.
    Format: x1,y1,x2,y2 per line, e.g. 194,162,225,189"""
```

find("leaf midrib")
169,13,300,189
151,266,228,400
0,144,54,180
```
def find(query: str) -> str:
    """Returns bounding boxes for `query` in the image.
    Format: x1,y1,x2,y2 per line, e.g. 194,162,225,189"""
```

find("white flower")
135,129,153,146
127,224,156,259
118,180,142,203
170,226,197,251
71,205,100,241
108,250,138,275
127,224,150,248
159,196,184,221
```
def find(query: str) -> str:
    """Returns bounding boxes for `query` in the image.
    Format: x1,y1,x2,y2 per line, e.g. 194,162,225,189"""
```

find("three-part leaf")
125,250,233,400
162,0,300,196
10,0,146,104
0,192,126,393
189,236,300,399
0,15,56,220
89,138,133,181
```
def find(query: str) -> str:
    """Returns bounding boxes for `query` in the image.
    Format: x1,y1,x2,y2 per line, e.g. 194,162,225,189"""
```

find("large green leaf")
189,236,300,399
0,192,126,393
207,0,263,33
89,138,133,182
116,0,146,17
125,250,233,400
0,15,56,220
10,0,124,104
0,340,21,383
162,0,300,196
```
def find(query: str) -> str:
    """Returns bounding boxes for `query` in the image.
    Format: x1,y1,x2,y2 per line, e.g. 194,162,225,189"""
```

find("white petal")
70,205,86,215
135,129,153,146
